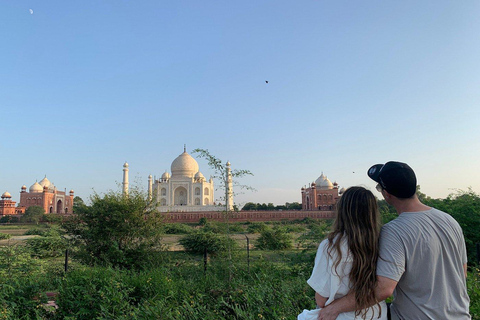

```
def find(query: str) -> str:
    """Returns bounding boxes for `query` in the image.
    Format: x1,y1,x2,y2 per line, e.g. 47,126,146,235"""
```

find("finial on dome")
184,144,186,153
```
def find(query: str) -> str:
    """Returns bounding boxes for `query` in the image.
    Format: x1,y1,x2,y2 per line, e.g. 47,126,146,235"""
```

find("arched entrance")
56,200,63,214
174,187,187,205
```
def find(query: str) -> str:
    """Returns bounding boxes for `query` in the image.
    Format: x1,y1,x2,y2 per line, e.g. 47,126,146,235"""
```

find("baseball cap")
367,161,417,198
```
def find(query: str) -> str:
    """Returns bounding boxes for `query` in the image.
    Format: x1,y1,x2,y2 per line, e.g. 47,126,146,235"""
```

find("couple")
299,161,471,320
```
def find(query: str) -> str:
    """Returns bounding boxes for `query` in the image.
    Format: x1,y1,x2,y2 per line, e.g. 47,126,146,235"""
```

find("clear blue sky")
1,1,479,206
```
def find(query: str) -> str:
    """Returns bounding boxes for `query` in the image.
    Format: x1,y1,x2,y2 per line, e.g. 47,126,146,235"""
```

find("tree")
256,228,293,250
62,189,164,269
179,231,237,255
241,202,257,211
21,206,45,224
73,196,87,213
192,148,254,212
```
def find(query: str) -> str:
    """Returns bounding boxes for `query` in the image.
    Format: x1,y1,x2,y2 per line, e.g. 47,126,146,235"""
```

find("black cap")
367,161,417,198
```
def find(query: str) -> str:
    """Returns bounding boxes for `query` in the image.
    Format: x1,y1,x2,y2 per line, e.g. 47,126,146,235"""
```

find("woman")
298,186,387,320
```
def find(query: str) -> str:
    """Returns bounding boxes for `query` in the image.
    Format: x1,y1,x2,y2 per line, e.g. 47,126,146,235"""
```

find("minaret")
148,174,153,201
225,161,233,211
122,162,129,196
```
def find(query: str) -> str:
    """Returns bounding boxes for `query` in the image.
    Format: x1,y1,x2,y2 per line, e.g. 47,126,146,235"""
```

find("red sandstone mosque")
0,176,74,217
301,173,345,210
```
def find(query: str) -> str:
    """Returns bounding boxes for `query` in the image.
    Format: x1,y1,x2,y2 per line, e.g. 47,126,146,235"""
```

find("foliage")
0,233,11,240
162,223,193,234
62,189,164,269
179,231,238,255
56,267,135,319
242,202,303,211
468,268,480,319
256,228,293,250
424,189,480,265
24,225,60,236
192,148,254,208
26,235,67,258
73,195,87,214
297,220,331,250
247,222,269,234
0,245,45,278
198,217,208,226
42,213,63,223
21,205,45,224
0,215,19,223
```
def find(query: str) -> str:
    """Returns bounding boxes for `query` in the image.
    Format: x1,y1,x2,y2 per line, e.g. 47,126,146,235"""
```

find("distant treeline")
241,202,302,211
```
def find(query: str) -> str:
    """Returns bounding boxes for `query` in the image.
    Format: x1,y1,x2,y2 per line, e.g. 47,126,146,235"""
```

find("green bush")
26,236,67,258
256,228,293,250
62,189,164,269
179,231,237,255
0,232,11,240
162,223,193,234
0,215,19,223
56,267,135,319
247,222,269,234
468,268,480,319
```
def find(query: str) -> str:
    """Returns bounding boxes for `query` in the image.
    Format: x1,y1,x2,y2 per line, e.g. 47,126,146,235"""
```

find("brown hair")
326,186,381,319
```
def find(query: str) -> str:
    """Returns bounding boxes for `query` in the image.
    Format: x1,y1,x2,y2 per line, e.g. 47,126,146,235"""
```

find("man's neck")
394,197,431,215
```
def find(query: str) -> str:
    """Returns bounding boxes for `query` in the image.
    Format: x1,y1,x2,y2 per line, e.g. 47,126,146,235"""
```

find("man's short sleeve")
307,240,331,297
377,224,406,282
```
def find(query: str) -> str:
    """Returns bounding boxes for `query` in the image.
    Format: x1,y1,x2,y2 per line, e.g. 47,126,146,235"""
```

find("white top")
301,238,387,320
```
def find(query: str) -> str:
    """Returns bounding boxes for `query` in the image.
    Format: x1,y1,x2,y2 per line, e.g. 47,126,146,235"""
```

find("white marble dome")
195,171,205,181
161,171,171,180
29,182,43,193
171,151,199,178
39,176,51,188
315,173,326,186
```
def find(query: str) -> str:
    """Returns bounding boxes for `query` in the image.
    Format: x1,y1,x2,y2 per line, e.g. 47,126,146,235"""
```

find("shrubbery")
62,189,164,269
179,231,237,255
256,227,293,250
162,223,193,234
0,232,11,240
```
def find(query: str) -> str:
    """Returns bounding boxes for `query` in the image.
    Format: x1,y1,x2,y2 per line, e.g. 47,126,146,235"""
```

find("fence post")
64,249,69,273
245,234,250,273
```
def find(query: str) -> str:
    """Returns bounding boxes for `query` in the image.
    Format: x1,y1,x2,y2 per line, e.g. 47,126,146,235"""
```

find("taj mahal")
122,147,233,212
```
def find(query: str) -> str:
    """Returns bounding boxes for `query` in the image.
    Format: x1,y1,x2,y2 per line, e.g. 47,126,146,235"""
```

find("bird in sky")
265,81,268,84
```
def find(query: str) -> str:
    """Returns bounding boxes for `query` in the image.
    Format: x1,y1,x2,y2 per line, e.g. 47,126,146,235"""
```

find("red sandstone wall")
163,210,335,223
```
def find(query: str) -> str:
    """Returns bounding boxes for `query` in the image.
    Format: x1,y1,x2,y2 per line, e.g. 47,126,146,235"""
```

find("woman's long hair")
326,186,381,319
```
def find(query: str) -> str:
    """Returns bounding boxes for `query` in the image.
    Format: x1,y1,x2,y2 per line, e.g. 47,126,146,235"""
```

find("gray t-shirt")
377,208,470,319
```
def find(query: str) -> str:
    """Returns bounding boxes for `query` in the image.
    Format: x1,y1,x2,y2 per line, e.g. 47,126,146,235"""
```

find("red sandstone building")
18,176,74,214
0,192,24,215
301,173,344,211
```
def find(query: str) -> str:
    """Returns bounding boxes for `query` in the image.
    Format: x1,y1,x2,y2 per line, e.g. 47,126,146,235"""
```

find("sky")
1,1,479,207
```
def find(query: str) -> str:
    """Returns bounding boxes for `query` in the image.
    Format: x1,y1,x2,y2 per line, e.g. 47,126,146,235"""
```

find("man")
319,161,470,320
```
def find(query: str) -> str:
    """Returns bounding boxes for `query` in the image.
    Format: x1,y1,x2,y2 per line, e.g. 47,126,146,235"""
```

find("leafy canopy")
63,189,164,269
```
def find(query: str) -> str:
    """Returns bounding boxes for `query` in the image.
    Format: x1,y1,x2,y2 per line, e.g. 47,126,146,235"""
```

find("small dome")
124,162,129,168
226,161,231,166
1,191,11,198
39,176,51,188
161,171,171,180
194,171,205,182
171,151,199,178
320,177,334,189
69,189,74,194
21,185,27,190
29,182,43,193
339,187,346,194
